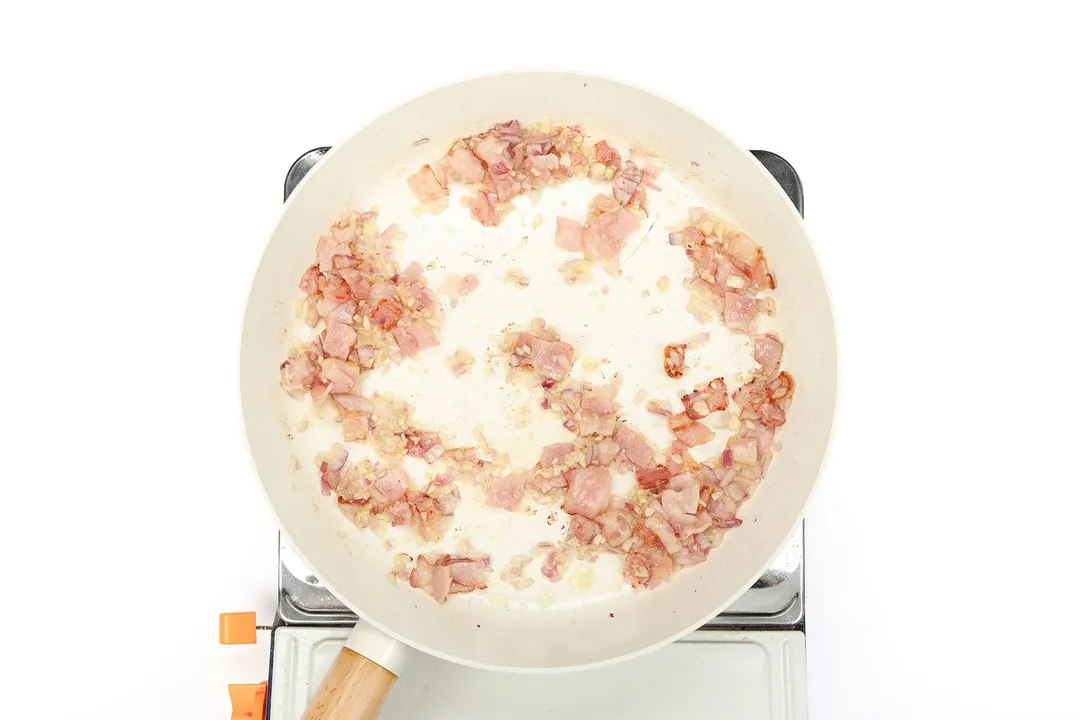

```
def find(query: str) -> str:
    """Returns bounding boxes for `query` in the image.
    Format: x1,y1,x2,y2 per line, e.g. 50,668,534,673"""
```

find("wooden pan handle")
301,645,398,720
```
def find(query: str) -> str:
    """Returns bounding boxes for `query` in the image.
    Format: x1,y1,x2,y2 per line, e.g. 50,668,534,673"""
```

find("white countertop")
3,2,1078,719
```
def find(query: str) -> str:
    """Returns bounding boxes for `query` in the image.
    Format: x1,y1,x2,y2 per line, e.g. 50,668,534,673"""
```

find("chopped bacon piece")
681,390,711,420
667,412,693,433
299,264,321,295
523,154,559,184
375,470,407,502
754,334,784,377
486,473,525,511
322,359,362,395
588,437,621,467
614,425,654,468
310,379,330,403
758,402,787,428
322,321,356,360
674,421,715,448
447,557,492,589
318,273,351,303
593,140,622,172
734,377,770,414
582,203,638,262
612,162,644,205
370,298,404,330
635,465,672,492
326,300,357,325
580,385,618,415
728,436,758,465
769,372,795,401
541,548,568,582
539,443,575,469
316,234,351,272
391,319,438,357
569,515,600,544
661,474,700,516
474,134,511,166
723,292,764,332
555,216,584,252
528,471,569,494
704,377,729,411
342,412,369,442
512,333,574,381
316,297,342,319
431,565,451,603
663,343,687,379
563,466,612,520
400,261,424,284
407,164,447,203
410,554,434,591
368,281,396,303
597,510,635,547
445,148,486,183
434,486,460,516
624,551,657,588
722,231,775,291
646,513,682,555
280,352,315,394
576,410,616,438
409,553,490,603
469,192,498,226
488,171,520,202
336,267,371,297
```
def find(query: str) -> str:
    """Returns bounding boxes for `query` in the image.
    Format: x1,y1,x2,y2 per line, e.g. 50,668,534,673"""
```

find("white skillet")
240,72,837,719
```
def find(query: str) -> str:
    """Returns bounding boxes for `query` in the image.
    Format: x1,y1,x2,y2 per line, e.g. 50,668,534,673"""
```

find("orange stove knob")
228,682,267,719
219,612,258,645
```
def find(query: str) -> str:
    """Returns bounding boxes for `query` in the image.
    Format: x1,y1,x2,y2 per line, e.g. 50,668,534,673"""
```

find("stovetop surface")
274,146,807,632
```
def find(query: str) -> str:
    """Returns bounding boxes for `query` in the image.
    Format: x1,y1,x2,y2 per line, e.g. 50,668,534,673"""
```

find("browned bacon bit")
635,466,672,492
758,402,786,428
682,377,729,419
594,140,622,174
663,343,687,379
769,372,795,401
371,298,404,330
704,377,729,411
681,390,711,420
667,412,693,433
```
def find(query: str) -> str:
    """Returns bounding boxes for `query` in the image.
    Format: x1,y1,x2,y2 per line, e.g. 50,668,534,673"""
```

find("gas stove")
232,147,809,720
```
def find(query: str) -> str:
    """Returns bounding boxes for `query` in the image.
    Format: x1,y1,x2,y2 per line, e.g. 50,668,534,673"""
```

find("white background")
2,2,1078,718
